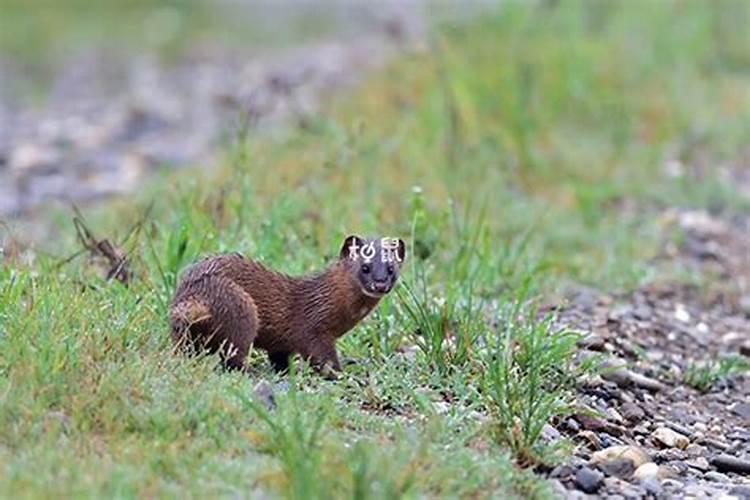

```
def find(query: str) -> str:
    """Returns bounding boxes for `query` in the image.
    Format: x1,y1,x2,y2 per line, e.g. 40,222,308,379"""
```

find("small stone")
591,445,650,469
620,402,645,422
606,407,625,424
686,457,710,472
640,478,663,497
710,454,750,475
702,437,731,451
565,418,581,432
549,463,576,479
653,427,690,449
662,479,684,491
665,421,693,437
729,485,750,499
578,430,602,449
704,471,731,483
686,443,707,457
740,341,750,358
655,449,689,463
540,423,561,443
628,371,666,391
575,466,604,494
730,402,750,420
598,458,635,479
578,333,606,351
252,381,276,411
601,358,631,387
675,304,691,322
633,462,660,480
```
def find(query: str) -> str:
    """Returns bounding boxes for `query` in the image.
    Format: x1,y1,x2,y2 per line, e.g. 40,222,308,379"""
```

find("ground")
1,2,749,499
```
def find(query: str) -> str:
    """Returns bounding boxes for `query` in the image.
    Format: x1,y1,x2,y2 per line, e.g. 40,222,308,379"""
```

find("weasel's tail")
168,275,258,370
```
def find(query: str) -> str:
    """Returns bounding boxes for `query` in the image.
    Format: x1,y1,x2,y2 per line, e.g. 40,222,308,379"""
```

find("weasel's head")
339,235,406,299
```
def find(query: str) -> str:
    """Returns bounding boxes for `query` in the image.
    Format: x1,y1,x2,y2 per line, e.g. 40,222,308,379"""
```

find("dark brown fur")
168,236,405,373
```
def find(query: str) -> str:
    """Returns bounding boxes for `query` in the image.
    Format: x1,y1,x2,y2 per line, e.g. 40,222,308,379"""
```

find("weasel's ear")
397,238,406,263
340,235,365,260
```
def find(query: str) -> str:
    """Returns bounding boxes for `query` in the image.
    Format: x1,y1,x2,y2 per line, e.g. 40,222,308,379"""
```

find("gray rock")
628,371,666,392
730,402,750,420
575,466,604,494
591,445,650,469
704,471,730,483
541,423,562,443
711,454,750,475
640,478,663,497
620,402,645,423
729,485,750,499
598,458,636,479
633,462,660,480
653,426,690,449
686,456,711,472
252,380,277,411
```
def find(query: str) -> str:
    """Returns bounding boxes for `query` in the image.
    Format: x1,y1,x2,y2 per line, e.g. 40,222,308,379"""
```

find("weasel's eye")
361,264,371,274
387,265,394,275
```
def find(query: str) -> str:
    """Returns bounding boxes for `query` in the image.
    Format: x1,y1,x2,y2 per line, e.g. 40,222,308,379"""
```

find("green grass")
2,0,750,498
684,356,750,392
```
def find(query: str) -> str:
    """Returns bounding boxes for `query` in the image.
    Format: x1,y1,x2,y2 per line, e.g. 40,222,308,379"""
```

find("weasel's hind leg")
169,276,258,371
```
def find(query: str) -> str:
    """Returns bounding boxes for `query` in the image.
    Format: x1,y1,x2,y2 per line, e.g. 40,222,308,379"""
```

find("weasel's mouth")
361,286,388,298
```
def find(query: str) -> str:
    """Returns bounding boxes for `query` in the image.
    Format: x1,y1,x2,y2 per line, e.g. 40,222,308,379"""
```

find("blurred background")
0,0,492,217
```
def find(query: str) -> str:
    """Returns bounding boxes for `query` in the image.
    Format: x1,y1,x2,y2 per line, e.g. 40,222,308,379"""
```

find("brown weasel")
168,235,406,373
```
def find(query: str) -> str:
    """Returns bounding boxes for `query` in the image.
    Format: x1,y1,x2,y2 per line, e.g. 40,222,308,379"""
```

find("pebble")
665,420,693,437
591,445,650,469
653,426,690,449
598,458,636,479
730,402,750,420
704,471,731,483
640,478,663,497
620,402,645,422
540,423,561,443
633,462,660,480
686,443,707,457
711,454,750,475
575,466,604,494
628,371,666,392
729,485,750,499
686,456,711,472
606,407,625,424
252,380,276,411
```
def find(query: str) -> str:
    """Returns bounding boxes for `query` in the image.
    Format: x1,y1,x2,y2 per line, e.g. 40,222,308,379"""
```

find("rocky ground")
547,209,750,499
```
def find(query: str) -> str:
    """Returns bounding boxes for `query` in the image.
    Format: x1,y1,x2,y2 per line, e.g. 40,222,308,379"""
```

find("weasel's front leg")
304,338,341,378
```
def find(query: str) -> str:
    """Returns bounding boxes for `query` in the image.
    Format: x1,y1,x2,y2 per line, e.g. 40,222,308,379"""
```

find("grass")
2,0,750,498
684,356,750,392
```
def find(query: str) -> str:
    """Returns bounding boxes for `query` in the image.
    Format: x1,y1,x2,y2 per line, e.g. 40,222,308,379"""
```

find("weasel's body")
168,236,405,372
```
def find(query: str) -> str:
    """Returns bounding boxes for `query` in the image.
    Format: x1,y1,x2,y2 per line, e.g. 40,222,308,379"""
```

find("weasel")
168,235,405,373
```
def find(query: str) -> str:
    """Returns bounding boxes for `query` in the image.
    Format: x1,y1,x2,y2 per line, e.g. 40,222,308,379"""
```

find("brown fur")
168,236,404,373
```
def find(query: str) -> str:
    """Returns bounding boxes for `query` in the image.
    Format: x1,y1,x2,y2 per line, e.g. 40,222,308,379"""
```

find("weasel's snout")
371,281,391,294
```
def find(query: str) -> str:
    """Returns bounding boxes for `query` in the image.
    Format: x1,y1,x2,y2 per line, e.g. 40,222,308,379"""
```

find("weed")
479,298,585,465
684,356,750,392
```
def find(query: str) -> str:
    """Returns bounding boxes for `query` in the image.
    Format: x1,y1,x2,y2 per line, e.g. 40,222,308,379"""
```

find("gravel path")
549,209,750,499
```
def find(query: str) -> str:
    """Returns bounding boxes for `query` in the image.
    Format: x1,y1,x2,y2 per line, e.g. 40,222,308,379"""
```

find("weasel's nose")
372,281,390,294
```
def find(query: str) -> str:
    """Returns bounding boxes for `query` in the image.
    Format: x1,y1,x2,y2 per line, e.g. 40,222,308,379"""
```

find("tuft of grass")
478,292,588,466
684,356,750,392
